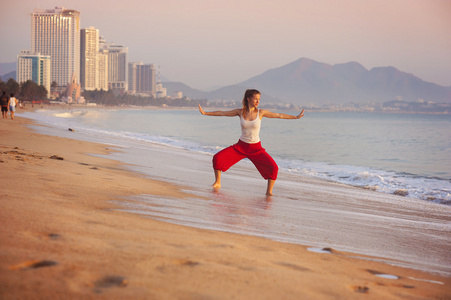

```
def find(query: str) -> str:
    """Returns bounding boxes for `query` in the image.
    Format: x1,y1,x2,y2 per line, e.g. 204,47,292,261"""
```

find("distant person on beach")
1,91,8,118
198,89,305,196
8,93,18,120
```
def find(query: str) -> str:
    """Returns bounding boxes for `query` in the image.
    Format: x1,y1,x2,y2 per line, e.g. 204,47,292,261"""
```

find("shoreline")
1,116,450,299
21,102,451,115
37,105,450,205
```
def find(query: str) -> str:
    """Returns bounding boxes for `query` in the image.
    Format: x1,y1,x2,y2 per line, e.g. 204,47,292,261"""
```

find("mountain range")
164,58,451,105
2,58,450,105
0,62,16,82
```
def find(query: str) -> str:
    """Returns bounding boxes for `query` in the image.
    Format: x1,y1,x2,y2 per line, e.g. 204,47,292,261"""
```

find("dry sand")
0,116,450,299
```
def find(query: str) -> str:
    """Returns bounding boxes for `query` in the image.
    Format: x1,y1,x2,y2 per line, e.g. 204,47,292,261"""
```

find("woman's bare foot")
266,179,275,196
213,169,222,189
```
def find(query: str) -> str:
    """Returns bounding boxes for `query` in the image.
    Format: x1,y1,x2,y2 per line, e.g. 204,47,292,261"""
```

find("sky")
2,0,451,90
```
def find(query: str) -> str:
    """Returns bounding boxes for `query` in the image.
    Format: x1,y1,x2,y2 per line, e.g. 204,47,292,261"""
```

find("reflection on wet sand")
209,189,272,228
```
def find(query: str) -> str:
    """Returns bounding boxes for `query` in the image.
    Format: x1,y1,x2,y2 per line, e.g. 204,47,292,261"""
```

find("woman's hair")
241,89,260,117
10,93,14,97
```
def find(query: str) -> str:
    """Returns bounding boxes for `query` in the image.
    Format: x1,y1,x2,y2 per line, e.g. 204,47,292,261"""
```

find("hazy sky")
2,0,451,90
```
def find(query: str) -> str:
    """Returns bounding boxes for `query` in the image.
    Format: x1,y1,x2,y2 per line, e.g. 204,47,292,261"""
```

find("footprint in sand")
157,259,200,273
276,262,310,272
78,162,99,170
47,233,61,240
27,232,62,241
351,285,369,293
49,155,64,160
9,260,58,270
95,275,128,289
177,259,200,267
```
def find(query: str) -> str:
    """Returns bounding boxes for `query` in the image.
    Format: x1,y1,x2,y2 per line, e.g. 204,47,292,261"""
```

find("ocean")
22,108,451,204
20,107,451,277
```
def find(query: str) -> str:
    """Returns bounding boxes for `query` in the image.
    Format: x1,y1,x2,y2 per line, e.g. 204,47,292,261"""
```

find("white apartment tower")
103,44,128,91
97,49,109,91
31,7,80,86
80,27,99,90
16,50,51,97
80,27,109,91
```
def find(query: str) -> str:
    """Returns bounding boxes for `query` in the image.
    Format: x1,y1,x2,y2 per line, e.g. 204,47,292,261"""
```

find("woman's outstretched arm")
261,109,305,119
198,104,241,117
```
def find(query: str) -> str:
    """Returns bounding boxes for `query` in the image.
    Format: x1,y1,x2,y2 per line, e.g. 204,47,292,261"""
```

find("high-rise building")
80,27,99,91
16,50,51,97
128,62,156,97
80,28,109,91
128,62,139,94
97,49,109,91
31,7,80,86
103,44,128,92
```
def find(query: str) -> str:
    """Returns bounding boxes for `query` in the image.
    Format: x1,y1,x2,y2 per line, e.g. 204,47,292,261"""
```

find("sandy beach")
1,115,450,299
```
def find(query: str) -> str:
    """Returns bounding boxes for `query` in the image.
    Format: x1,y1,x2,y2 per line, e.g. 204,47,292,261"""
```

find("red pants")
213,140,278,180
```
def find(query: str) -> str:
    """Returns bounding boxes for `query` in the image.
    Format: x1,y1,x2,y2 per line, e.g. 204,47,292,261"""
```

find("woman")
8,93,18,120
199,89,305,196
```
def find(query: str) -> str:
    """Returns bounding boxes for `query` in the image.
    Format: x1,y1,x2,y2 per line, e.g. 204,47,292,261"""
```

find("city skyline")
2,0,451,90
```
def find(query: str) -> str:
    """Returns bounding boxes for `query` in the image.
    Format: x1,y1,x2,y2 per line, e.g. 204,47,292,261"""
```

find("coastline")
21,102,451,114
0,116,450,299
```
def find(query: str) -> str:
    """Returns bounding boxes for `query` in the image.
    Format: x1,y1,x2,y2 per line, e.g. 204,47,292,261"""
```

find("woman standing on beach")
198,89,305,196
8,93,18,120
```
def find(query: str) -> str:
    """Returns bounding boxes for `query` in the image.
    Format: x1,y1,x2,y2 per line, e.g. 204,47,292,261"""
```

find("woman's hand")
296,109,305,119
261,109,305,119
198,104,206,115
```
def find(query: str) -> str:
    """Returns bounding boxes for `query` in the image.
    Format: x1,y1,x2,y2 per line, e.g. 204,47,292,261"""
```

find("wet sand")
0,116,450,299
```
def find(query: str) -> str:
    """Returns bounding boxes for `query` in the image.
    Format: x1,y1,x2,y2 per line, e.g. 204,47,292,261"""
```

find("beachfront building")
61,73,85,104
31,7,80,87
16,50,51,98
97,49,109,91
172,91,183,99
128,62,156,97
156,82,167,98
80,27,109,91
80,27,99,91
100,43,128,93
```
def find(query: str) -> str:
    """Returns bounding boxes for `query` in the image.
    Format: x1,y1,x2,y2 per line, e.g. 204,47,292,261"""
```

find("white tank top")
10,97,17,107
239,109,261,144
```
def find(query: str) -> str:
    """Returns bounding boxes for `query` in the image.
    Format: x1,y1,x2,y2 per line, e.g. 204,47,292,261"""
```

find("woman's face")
247,93,261,108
